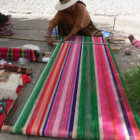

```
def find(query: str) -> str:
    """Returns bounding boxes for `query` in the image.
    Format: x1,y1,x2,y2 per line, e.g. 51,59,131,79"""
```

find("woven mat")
13,36,140,139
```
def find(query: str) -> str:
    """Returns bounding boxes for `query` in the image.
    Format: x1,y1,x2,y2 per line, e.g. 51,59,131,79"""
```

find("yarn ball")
125,48,131,55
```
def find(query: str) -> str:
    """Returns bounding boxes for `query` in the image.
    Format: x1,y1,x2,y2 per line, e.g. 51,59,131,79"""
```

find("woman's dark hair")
0,13,9,25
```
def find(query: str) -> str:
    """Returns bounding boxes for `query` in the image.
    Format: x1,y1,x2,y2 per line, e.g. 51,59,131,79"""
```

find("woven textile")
13,36,140,139
0,48,41,62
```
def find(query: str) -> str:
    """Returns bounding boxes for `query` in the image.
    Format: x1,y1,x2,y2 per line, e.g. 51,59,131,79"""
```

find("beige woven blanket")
0,70,21,100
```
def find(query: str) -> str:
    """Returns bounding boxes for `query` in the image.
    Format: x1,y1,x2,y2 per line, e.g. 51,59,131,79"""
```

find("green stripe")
13,38,63,134
105,38,140,131
88,37,100,140
77,36,87,139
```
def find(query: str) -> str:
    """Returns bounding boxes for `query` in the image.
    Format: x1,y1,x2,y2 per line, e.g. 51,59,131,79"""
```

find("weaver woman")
46,0,103,46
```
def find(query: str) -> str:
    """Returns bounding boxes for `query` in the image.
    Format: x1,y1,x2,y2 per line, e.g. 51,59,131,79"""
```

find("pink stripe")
103,38,140,138
94,37,115,139
93,37,125,139
57,36,82,137
45,36,81,137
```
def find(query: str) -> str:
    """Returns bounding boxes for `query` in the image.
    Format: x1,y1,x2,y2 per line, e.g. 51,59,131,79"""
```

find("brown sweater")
48,2,91,37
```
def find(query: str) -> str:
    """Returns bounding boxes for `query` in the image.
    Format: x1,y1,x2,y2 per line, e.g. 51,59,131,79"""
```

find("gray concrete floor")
0,14,140,140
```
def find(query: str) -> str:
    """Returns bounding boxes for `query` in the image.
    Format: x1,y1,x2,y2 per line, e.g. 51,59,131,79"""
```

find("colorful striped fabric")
12,36,140,139
0,48,41,62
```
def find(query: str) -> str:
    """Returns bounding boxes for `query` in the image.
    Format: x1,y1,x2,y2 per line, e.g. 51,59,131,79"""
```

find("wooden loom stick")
1,125,84,138
2,125,14,133
0,36,125,42
1,125,25,134
110,47,121,51
108,38,125,41
0,36,121,51
0,36,46,42
0,35,57,42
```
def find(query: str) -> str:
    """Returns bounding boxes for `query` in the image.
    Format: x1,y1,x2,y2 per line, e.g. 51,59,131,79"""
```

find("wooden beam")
0,36,121,51
0,36,46,42
111,47,121,51
1,125,79,137
108,38,125,41
0,36,125,43
1,125,13,133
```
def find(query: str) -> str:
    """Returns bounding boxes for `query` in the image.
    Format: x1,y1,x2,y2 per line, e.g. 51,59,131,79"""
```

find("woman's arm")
46,11,63,46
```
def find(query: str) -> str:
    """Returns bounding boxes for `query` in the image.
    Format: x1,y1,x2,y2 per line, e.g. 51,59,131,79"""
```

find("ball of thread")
125,48,131,55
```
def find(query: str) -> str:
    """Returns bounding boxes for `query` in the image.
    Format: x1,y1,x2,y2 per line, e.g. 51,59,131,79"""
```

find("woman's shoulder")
77,1,86,7
75,2,88,15
75,2,87,12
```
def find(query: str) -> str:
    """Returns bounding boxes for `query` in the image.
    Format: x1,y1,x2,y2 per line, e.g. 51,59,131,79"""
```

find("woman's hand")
46,36,55,46
63,36,70,41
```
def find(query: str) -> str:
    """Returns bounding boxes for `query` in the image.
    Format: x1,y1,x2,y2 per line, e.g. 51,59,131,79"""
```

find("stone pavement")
0,14,140,140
